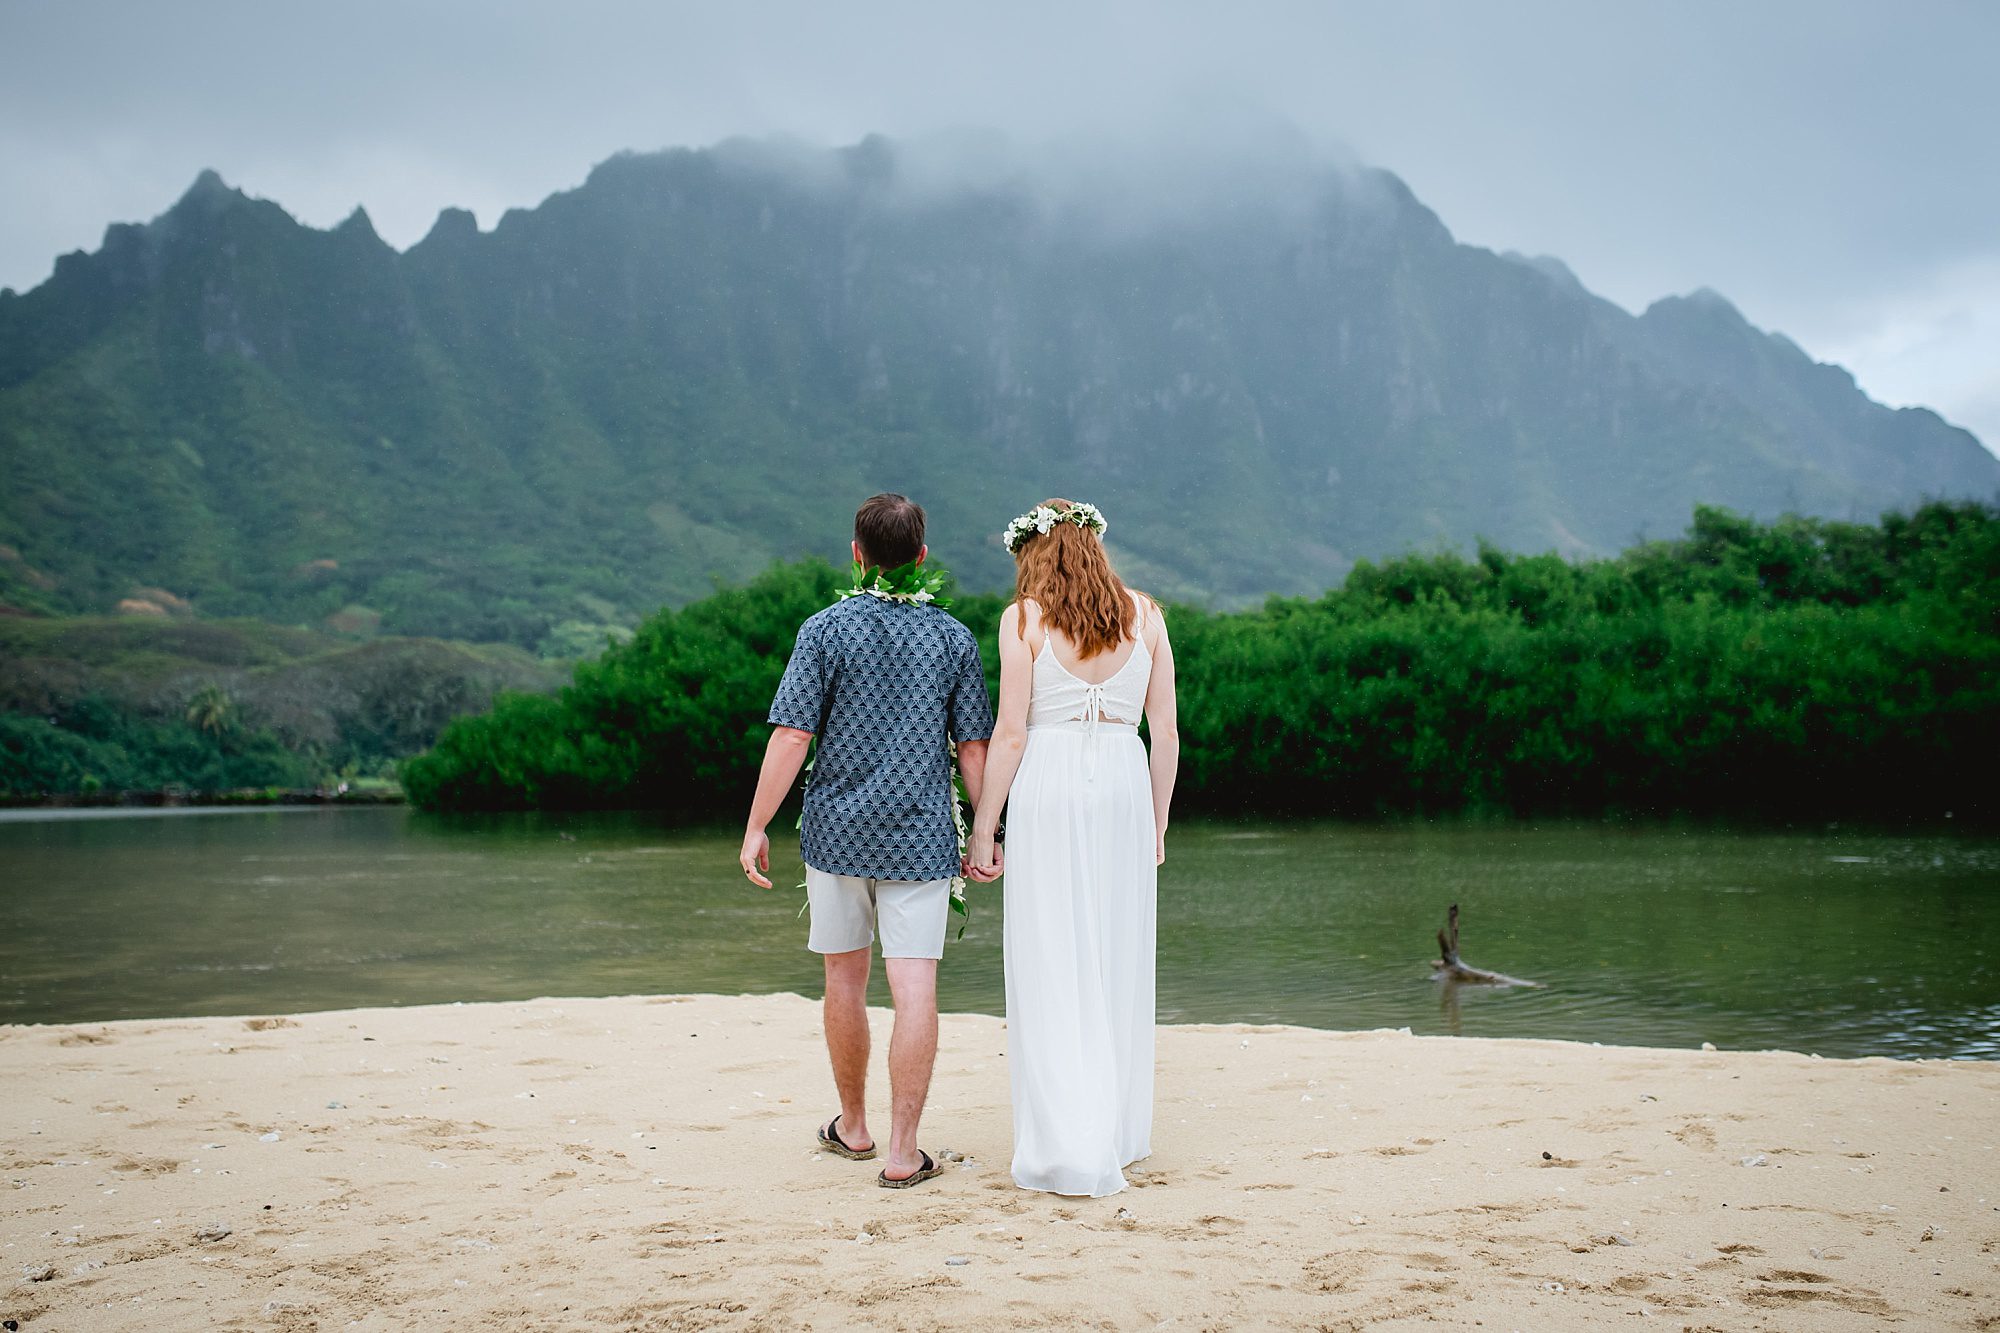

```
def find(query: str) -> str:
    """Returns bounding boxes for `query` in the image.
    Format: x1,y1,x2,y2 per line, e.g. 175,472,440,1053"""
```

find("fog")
3,0,1994,448
707,110,1384,241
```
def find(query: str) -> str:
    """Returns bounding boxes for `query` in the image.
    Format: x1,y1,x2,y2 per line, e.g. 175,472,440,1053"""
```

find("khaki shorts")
805,868,952,960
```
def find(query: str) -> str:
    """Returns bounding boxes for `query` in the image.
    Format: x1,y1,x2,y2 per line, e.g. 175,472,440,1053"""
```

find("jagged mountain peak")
1501,251,1586,293
169,168,245,216
184,166,231,195
142,169,309,256
416,206,479,246
334,205,382,241
1643,287,1758,331
1641,286,1826,373
0,133,1992,642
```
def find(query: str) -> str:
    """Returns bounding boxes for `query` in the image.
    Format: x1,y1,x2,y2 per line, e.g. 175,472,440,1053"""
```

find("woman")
967,498,1179,1197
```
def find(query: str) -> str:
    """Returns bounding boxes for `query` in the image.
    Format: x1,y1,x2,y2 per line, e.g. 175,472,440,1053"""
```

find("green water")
1,807,1995,1059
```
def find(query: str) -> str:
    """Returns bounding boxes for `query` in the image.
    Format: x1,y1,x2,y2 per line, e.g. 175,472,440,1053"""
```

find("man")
739,493,995,1188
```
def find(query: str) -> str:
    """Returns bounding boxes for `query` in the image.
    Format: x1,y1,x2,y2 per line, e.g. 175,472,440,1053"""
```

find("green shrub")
403,503,2000,823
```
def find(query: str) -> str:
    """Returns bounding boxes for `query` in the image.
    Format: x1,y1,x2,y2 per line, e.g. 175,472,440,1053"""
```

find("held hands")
965,828,1003,882
739,827,773,888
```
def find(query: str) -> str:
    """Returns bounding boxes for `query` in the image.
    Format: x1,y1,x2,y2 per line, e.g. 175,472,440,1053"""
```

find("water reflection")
0,807,1995,1060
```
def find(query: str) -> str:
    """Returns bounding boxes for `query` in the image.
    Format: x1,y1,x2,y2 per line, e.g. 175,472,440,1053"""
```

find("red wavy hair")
1011,498,1144,659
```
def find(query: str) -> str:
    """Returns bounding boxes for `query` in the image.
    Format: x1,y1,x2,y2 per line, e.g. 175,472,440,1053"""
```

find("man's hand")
740,828,773,888
740,727,812,890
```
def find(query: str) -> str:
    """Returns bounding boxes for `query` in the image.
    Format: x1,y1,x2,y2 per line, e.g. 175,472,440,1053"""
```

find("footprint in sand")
1743,1284,1897,1317
107,1154,182,1177
1301,1253,1365,1293
1698,1242,1767,1271
1670,1120,1717,1151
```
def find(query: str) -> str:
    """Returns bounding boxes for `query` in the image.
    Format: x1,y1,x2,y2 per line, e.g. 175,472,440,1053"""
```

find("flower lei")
837,557,953,608
799,556,972,938
1002,501,1108,553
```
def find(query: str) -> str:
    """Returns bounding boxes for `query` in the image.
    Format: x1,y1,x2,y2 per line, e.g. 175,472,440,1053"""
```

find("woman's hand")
966,827,1002,879
1155,830,1166,866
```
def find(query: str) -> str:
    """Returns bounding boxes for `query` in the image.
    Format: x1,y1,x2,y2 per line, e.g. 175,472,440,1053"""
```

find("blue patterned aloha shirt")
768,595,995,881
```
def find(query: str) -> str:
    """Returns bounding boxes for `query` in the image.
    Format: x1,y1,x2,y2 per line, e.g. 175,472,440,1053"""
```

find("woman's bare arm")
968,601,1033,876
1141,602,1179,865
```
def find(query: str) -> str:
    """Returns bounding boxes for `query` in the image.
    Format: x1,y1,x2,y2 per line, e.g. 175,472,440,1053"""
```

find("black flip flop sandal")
877,1149,945,1189
817,1114,877,1161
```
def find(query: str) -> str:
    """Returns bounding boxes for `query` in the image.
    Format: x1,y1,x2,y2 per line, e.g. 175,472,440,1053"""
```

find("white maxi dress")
1004,617,1156,1197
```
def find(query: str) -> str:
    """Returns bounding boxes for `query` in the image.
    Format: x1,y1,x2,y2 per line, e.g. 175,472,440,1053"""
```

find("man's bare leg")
880,956,939,1179
823,947,874,1150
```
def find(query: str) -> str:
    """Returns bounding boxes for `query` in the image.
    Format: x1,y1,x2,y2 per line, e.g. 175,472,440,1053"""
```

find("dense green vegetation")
0,701,314,796
403,503,1998,823
1168,503,1996,821
0,615,562,798
5,142,1994,648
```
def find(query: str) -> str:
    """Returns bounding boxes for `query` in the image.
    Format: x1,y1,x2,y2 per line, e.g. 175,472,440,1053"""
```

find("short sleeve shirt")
768,595,995,881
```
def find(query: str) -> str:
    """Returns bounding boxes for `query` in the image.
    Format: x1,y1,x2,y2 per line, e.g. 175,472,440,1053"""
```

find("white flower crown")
1002,502,1109,554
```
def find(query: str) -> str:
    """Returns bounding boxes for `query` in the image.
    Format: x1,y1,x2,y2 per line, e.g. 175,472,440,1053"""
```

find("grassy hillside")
3,139,1992,650
0,614,564,798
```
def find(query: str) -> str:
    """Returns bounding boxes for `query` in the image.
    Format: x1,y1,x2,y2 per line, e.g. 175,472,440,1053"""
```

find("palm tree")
186,684,235,737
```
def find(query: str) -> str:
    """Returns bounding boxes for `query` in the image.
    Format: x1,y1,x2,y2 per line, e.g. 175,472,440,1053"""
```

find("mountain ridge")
1,135,1993,647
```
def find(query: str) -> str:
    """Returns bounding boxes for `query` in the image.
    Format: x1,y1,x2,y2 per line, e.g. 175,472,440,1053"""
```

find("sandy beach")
4,993,1996,1331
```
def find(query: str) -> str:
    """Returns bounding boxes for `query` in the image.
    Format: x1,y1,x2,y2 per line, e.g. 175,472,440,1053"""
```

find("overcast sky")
4,0,1996,451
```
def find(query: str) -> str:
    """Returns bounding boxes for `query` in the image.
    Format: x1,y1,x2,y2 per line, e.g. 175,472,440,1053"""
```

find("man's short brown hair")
854,493,926,569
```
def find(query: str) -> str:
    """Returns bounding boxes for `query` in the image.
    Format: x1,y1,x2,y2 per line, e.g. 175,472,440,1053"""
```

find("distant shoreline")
0,786,404,811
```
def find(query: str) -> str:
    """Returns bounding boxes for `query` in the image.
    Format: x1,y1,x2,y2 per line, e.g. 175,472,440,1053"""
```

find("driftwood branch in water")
1431,903,1540,988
